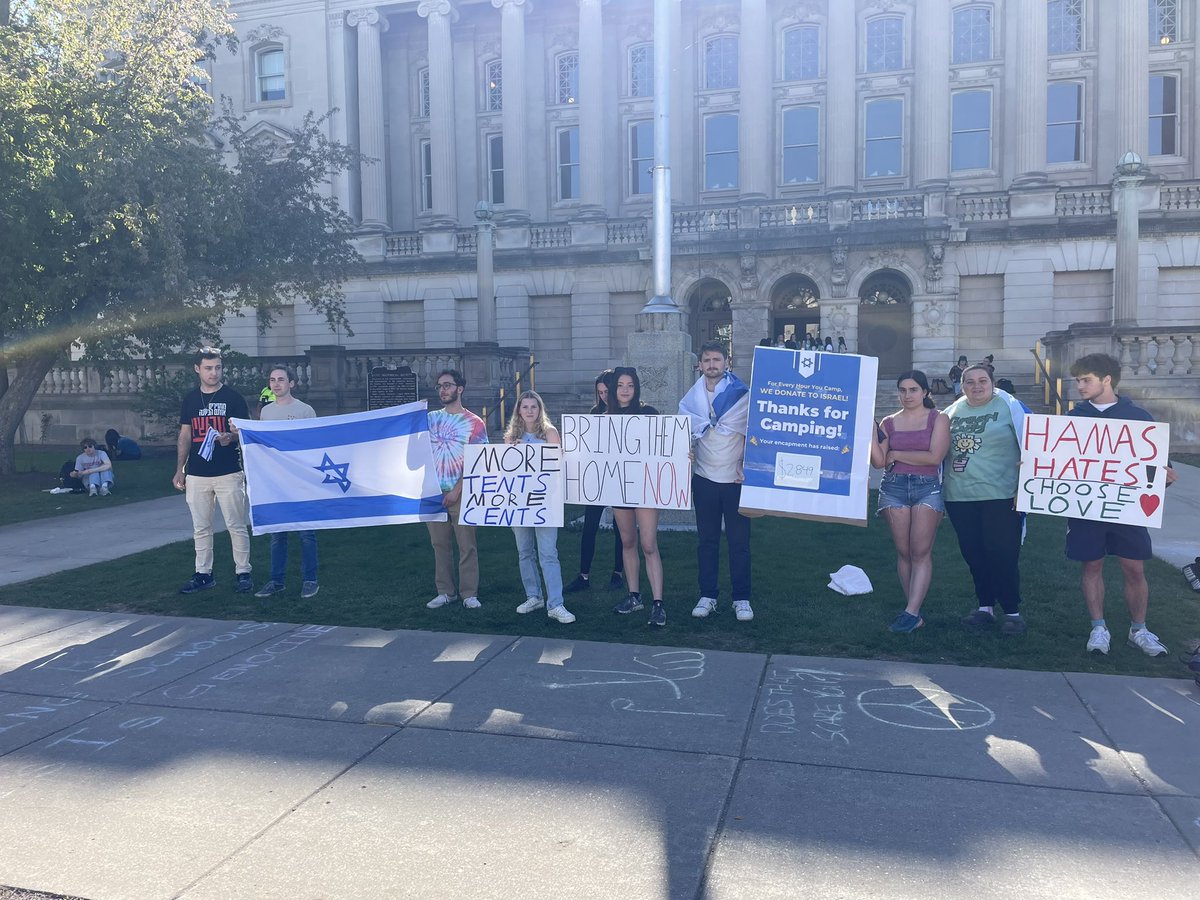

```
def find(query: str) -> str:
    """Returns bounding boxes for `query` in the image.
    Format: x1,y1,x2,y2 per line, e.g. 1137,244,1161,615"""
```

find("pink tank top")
883,409,940,476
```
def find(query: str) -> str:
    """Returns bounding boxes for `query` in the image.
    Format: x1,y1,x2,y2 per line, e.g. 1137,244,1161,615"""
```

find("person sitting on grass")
104,429,142,460
1066,353,1177,658
71,438,114,497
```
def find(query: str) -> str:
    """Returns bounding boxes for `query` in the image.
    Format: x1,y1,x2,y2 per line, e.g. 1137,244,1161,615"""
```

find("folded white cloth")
827,565,873,596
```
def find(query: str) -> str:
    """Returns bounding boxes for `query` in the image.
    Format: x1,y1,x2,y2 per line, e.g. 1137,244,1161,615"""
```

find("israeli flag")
231,401,447,535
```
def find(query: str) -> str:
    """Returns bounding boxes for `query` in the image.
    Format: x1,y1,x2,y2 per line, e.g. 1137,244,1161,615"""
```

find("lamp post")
641,0,675,313
475,200,496,343
1112,150,1148,328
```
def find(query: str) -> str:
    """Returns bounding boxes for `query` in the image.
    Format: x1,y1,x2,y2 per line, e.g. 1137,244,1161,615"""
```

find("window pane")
865,98,902,139
1047,82,1081,122
1048,0,1083,54
782,107,819,184
557,52,579,105
1047,123,1081,162
630,121,653,194
783,26,819,81
866,17,904,72
953,7,992,63
630,44,653,97
489,135,505,205
1150,75,1176,115
865,99,902,177
783,106,818,145
704,114,738,189
258,49,285,101
706,114,738,152
259,49,284,77
419,68,430,118
486,60,503,111
952,91,990,131
952,91,991,170
421,142,433,210
783,146,819,184
1149,75,1178,156
1151,0,1179,45
558,127,580,199
705,36,738,89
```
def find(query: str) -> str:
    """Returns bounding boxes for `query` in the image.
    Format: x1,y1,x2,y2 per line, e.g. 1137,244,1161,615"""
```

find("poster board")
459,443,564,527
560,414,693,510
1017,414,1170,528
738,347,878,526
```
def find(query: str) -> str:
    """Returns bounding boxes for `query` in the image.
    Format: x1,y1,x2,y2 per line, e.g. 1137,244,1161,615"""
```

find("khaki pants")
186,472,251,575
426,497,478,598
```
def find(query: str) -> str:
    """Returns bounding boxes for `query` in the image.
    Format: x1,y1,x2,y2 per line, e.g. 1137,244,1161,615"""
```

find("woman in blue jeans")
871,371,950,633
505,391,576,624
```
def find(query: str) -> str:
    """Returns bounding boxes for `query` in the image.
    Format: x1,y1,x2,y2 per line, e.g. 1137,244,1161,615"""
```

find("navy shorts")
1065,518,1152,562
877,472,945,515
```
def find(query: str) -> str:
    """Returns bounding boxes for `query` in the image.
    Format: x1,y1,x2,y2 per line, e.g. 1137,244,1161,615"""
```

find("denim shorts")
877,472,945,514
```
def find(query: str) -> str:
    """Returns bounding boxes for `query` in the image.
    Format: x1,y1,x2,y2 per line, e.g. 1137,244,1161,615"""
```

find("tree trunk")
0,350,58,475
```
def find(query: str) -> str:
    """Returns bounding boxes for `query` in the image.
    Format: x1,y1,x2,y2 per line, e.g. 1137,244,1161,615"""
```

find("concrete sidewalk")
0,604,1196,899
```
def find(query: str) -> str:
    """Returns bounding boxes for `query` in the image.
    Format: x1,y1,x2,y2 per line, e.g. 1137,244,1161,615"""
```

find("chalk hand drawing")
610,698,723,717
856,687,996,731
545,650,706,700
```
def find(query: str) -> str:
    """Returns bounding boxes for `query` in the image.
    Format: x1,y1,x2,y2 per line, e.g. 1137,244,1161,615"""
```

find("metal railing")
480,354,538,433
1031,340,1066,415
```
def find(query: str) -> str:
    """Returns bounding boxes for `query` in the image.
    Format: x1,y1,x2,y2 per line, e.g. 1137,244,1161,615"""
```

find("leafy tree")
0,0,361,473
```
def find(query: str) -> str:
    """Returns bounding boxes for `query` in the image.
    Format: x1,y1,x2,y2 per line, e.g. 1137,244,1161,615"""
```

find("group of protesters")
170,346,1194,668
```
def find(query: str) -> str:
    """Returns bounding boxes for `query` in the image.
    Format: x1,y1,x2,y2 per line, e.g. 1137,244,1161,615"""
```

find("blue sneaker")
180,572,215,594
889,611,924,633
613,593,644,614
235,573,254,594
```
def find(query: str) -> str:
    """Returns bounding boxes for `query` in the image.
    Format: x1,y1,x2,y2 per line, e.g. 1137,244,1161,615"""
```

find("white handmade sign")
1018,414,1170,528
459,443,564,527
560,414,693,510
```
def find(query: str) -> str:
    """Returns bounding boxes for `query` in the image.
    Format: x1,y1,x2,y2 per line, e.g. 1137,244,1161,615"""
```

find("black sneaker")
613,593,644,614
235,573,254,594
1187,647,1200,687
648,601,667,627
1183,559,1200,593
564,574,590,593
180,572,215,594
607,572,625,591
961,609,997,630
999,614,1027,636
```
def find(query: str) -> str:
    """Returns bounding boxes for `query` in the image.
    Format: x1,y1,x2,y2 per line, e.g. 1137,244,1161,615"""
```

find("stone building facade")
209,0,1200,403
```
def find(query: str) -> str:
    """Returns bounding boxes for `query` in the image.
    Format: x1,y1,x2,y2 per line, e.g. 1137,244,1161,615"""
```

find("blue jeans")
513,527,564,609
82,471,113,489
693,475,752,603
270,531,318,583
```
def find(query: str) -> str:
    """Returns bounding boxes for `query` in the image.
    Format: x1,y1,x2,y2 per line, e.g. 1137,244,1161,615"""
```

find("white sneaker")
691,597,717,618
1128,628,1168,657
516,597,545,614
1086,625,1110,654
88,484,98,496
733,600,754,622
546,605,576,624
462,596,482,609
426,594,454,609
99,483,111,496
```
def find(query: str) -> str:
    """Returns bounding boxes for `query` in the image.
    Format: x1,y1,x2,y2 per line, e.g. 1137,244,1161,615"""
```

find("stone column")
418,0,459,225
493,0,530,221
578,0,606,216
1012,0,1047,184
913,0,950,189
326,13,353,217
1112,154,1148,327
738,0,771,199
348,8,390,231
1115,0,1149,160
826,1,857,193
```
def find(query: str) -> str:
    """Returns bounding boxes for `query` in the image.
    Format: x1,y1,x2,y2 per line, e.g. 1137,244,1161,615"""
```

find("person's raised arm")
870,419,889,469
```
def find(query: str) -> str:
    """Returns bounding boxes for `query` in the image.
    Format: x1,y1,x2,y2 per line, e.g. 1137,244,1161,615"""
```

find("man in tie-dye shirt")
425,368,488,610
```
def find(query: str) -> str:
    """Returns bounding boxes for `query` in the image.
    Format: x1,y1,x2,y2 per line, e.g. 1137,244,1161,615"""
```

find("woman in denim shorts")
870,371,950,633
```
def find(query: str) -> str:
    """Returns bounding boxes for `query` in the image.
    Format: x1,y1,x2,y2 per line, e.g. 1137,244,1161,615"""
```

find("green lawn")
0,446,178,527
2,502,1196,679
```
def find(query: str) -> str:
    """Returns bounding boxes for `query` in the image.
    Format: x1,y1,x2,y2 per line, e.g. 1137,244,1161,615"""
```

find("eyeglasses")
436,382,459,389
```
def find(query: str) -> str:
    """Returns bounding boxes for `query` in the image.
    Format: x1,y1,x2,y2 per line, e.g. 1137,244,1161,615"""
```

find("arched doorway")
688,278,733,354
858,269,913,376
770,275,820,346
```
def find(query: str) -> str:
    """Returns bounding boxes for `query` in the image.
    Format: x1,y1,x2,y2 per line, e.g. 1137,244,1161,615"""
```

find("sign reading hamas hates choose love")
1017,414,1170,528
739,347,878,526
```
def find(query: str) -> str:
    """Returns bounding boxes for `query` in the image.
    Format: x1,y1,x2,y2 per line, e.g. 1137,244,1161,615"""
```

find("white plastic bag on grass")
827,565,873,596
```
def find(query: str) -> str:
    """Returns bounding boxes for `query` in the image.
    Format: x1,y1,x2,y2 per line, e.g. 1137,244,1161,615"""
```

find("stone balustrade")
1117,332,1196,377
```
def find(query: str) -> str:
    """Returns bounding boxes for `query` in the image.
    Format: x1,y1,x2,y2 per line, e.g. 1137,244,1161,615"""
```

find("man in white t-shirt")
254,366,320,600
678,341,754,622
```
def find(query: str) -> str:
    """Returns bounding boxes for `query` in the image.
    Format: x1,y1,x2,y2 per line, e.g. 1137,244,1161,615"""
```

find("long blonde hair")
504,390,552,442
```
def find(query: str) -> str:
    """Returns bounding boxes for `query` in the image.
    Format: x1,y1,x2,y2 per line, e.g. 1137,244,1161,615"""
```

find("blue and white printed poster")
739,347,879,526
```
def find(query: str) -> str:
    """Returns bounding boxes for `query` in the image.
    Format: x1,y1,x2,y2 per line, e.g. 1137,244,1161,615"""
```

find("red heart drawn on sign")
1140,494,1160,517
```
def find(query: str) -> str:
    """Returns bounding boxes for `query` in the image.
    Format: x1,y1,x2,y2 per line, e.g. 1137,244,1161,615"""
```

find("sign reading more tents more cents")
459,443,564,527
1017,414,1170,528
560,414,693,510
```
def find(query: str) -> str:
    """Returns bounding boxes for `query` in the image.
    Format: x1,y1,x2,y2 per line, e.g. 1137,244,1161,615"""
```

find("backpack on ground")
58,460,85,493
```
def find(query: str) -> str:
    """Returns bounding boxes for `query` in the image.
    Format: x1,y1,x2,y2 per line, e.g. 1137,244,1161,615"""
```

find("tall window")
704,36,738,89
629,43,653,97
782,107,819,184
782,26,819,81
951,90,992,171
1047,82,1083,163
629,121,653,195
865,17,904,72
1048,0,1083,54
704,114,739,190
419,140,433,211
864,98,903,177
556,51,579,105
418,68,430,118
485,59,503,112
487,134,505,204
557,127,580,200
953,7,993,63
256,48,285,102
1149,74,1179,155
1151,0,1179,45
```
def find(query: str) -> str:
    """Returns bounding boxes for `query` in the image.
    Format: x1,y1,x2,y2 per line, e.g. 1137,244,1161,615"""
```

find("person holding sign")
426,369,489,610
1066,354,1177,657
870,371,950,633
608,368,668,627
943,365,1028,635
679,341,754,623
564,370,625,595
503,392,576,624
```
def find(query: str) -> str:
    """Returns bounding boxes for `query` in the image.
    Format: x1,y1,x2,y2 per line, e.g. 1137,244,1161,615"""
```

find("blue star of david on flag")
314,453,352,493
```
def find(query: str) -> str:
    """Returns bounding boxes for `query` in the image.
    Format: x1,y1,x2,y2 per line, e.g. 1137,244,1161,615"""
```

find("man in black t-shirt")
173,348,254,594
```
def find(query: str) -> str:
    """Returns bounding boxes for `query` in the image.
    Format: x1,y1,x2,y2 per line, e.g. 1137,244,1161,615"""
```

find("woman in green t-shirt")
943,365,1027,635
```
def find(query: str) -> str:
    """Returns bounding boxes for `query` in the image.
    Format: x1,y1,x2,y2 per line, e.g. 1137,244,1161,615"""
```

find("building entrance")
858,270,913,377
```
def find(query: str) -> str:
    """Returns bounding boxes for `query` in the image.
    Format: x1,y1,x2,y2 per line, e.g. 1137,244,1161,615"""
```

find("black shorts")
1065,518,1152,562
